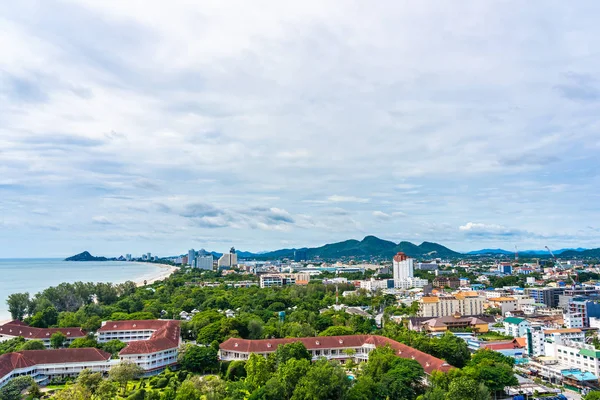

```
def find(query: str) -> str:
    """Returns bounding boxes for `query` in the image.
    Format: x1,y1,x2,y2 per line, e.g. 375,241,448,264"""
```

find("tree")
245,353,273,391
175,380,201,400
19,340,45,351
28,382,42,399
28,306,59,328
52,384,93,400
51,332,67,349
6,293,30,321
108,361,144,394
274,342,312,367
278,358,311,400
584,392,600,400
469,348,515,368
464,359,517,393
445,377,491,400
291,359,350,400
248,319,264,339
0,376,34,400
318,326,354,336
77,369,103,393
95,380,118,400
102,339,127,357
379,358,425,400
69,337,99,348
431,332,471,368
225,361,247,381
179,344,218,373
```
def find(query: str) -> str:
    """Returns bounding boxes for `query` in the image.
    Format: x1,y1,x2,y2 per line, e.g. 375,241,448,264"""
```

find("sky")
2,1,600,258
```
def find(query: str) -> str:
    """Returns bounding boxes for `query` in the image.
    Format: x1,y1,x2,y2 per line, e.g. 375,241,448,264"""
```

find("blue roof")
561,369,598,381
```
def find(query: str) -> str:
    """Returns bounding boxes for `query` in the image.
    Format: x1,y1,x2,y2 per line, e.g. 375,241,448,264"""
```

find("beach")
134,263,179,287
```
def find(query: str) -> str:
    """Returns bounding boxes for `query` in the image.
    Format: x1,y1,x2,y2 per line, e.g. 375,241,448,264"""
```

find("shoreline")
132,262,179,287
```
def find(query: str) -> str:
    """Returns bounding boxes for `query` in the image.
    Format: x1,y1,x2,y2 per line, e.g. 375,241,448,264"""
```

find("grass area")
478,332,514,341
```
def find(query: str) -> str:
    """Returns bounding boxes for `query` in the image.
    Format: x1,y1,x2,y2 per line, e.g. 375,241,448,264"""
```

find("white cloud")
327,195,370,203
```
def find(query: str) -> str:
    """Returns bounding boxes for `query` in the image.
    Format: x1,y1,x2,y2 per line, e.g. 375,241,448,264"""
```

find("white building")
417,293,485,317
0,321,86,349
544,339,600,377
503,317,531,337
218,251,238,268
565,313,585,329
527,327,585,357
260,274,296,288
195,255,213,270
393,252,413,281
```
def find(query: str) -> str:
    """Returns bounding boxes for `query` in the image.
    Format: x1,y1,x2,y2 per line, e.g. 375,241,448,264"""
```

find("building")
187,249,195,266
0,348,112,388
564,313,585,329
526,327,585,357
219,335,452,375
433,276,460,289
417,292,484,318
195,255,213,270
416,263,439,271
408,315,492,333
488,297,518,316
359,278,395,292
0,319,181,389
498,263,513,275
260,274,296,288
0,321,86,348
524,287,565,308
294,250,307,262
393,252,413,281
503,317,531,337
98,320,180,376
218,248,238,269
568,297,600,327
544,339,600,378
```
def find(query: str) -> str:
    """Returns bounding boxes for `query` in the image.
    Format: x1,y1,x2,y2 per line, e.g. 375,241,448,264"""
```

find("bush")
153,378,169,389
126,389,146,400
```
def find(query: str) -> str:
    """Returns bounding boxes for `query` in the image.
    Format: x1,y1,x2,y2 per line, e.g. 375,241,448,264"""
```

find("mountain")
233,236,461,260
65,251,109,262
468,249,513,255
559,248,600,258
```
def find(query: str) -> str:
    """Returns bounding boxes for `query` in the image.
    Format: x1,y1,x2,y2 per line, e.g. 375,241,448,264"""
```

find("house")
503,317,531,337
219,335,452,375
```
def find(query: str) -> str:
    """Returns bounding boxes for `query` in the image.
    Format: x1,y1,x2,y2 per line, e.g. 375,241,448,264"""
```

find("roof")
421,297,439,303
114,320,181,355
579,348,600,359
393,252,409,262
0,322,86,340
219,335,452,375
482,342,521,350
503,317,526,325
561,369,598,381
488,297,516,302
545,329,582,334
514,337,527,347
0,348,110,380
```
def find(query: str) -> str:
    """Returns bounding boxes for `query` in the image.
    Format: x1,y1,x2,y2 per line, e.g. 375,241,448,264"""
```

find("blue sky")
1,1,600,257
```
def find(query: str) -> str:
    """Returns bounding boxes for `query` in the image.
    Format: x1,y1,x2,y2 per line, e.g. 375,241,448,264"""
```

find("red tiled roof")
112,320,180,355
393,252,409,262
482,340,523,350
0,323,86,340
220,335,452,374
0,348,110,380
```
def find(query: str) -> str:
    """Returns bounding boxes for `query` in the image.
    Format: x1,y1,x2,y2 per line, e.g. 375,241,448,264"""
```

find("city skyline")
2,1,600,257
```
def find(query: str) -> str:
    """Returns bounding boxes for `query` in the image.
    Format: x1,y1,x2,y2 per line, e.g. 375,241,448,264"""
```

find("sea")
0,259,166,320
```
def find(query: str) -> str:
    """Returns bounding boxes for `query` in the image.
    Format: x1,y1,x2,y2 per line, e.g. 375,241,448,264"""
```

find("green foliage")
290,359,350,400
101,339,127,356
274,342,312,367
19,340,45,351
318,325,354,336
584,392,600,400
6,293,30,321
51,332,67,349
225,361,247,381
245,353,274,391
179,344,219,373
108,361,144,394
69,337,100,348
0,376,34,400
469,348,515,368
0,337,26,356
445,377,491,400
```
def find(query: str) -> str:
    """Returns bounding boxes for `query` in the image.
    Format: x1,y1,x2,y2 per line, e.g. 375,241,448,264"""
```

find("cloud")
373,211,406,220
327,195,370,203
92,216,113,225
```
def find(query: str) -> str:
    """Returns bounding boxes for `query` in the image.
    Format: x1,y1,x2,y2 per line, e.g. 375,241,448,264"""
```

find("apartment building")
524,287,565,308
488,297,518,316
219,335,452,375
0,321,86,348
417,292,484,317
504,317,531,337
526,327,585,357
545,339,600,378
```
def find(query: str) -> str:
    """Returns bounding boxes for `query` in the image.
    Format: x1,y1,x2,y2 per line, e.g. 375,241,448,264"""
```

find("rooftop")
0,322,86,340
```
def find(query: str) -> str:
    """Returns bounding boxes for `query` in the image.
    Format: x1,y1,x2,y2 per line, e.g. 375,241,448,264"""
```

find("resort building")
219,335,452,375
0,321,86,348
407,315,492,333
0,348,111,388
0,319,181,389
98,320,181,376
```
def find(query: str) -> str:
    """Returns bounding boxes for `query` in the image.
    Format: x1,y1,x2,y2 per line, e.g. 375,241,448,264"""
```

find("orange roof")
455,291,479,299
488,297,516,302
515,337,527,347
421,297,439,303
545,329,582,334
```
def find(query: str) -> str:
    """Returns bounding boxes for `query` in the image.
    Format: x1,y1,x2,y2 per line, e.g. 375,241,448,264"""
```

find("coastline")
132,262,179,287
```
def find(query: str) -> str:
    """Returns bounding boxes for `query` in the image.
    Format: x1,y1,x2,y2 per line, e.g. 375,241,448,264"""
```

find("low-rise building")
432,276,460,289
219,335,452,375
407,315,492,333
0,321,86,348
417,292,484,317
488,297,518,316
504,317,531,337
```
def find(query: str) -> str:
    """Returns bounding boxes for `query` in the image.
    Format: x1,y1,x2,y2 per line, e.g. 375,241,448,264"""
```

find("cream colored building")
418,292,484,317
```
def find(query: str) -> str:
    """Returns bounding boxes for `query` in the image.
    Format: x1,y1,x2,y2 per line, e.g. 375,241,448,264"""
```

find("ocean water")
0,259,166,320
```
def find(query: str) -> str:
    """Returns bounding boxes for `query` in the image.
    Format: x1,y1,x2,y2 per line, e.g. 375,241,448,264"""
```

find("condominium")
526,327,585,357
393,252,428,289
417,292,484,317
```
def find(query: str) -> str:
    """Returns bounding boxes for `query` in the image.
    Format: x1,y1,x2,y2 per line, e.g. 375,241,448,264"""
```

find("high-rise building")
218,248,238,269
195,255,213,270
393,252,413,281
188,249,196,266
294,249,307,262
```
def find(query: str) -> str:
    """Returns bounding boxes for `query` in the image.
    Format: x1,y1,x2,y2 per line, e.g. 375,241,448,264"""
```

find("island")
64,251,109,262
